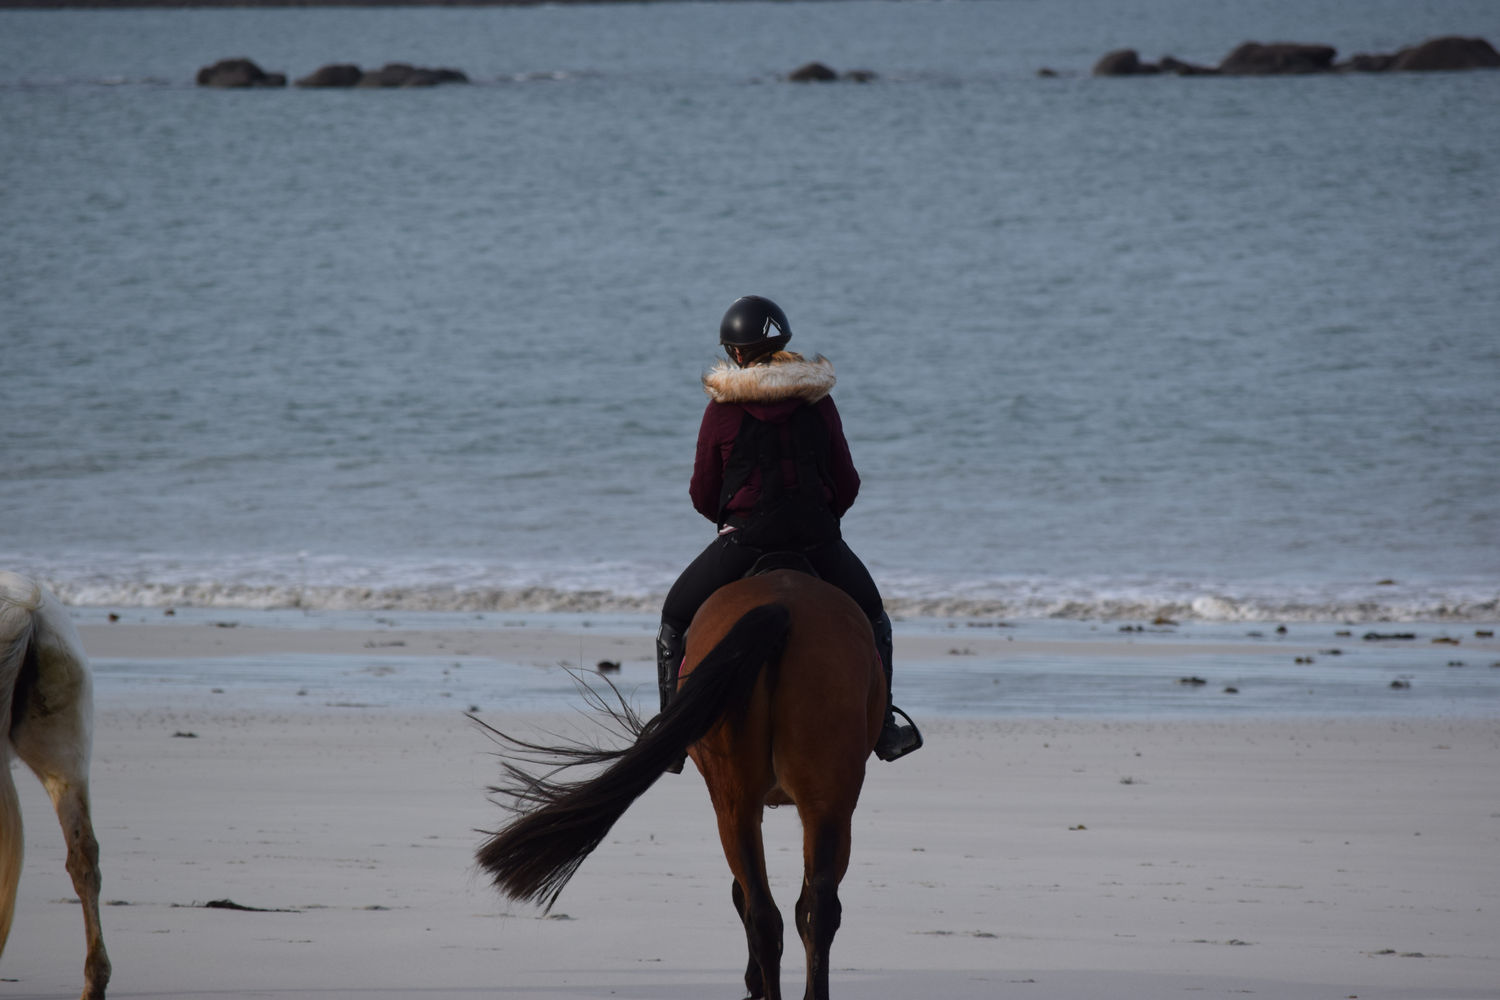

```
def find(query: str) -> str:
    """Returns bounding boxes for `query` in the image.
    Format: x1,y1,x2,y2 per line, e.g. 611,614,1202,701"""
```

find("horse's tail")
0,579,41,957
476,602,792,911
0,745,19,956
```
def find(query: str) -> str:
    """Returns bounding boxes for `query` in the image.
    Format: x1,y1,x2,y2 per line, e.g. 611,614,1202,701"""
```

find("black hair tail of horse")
475,602,791,911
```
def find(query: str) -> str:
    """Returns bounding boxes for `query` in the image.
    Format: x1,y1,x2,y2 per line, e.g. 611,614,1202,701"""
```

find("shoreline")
71,602,1500,654
76,618,1338,662
71,610,1500,722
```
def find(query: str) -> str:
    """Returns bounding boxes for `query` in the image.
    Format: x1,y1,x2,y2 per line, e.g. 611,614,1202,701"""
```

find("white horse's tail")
0,573,41,955
0,738,21,956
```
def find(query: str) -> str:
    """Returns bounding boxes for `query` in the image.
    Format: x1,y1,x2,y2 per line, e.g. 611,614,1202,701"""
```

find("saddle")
745,551,820,579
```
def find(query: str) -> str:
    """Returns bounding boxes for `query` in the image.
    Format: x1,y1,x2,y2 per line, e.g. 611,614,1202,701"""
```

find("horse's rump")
0,572,43,741
684,570,884,806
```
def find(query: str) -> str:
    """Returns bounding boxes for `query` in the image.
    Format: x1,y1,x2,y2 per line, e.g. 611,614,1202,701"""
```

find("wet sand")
3,622,1497,999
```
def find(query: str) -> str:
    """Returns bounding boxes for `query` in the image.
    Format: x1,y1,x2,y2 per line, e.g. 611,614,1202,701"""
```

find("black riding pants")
661,532,885,634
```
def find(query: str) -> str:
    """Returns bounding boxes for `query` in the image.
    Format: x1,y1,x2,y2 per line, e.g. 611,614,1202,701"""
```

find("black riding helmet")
719,295,791,367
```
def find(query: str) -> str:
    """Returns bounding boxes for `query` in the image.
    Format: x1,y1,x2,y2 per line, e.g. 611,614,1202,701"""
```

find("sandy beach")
5,620,1498,999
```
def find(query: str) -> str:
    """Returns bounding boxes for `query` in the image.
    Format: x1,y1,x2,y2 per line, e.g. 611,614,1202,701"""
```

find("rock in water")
1217,42,1337,75
1392,36,1500,71
296,64,364,88
197,58,287,88
787,62,839,82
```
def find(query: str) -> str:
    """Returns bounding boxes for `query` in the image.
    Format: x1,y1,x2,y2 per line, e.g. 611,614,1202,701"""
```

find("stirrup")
875,705,923,762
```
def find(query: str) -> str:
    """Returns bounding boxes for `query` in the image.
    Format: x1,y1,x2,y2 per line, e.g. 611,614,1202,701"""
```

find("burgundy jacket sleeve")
689,401,737,522
817,396,861,517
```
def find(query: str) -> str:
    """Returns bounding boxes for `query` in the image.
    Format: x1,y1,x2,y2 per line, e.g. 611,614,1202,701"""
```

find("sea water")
2,0,1498,625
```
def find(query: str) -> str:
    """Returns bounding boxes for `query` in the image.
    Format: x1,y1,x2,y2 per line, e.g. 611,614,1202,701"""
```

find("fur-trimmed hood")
701,351,836,405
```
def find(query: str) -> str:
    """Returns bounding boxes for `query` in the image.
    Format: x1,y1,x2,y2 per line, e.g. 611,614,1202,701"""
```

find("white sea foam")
24,563,1498,624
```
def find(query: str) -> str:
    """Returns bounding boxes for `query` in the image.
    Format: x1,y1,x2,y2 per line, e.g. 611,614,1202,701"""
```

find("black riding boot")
655,621,686,773
871,611,922,761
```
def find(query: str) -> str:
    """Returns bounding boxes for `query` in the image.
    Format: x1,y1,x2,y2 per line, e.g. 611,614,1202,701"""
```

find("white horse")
0,571,110,999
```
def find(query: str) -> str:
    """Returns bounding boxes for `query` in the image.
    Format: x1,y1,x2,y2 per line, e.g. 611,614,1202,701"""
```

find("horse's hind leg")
720,810,782,1000
794,816,852,1000
731,878,763,998
29,765,109,1000
10,599,110,999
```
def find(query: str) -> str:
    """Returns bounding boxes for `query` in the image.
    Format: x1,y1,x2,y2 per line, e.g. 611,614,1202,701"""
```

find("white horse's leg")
3,576,111,1000
29,768,109,1000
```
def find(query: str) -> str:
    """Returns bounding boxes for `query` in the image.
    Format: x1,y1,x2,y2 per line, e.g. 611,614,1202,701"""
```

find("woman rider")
656,295,922,767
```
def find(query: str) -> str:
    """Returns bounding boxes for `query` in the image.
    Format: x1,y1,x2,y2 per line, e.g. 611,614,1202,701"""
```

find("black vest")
715,404,841,550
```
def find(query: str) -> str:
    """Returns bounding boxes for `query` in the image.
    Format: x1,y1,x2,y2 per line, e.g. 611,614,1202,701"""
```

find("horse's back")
0,571,43,611
0,572,43,717
690,569,879,703
1,572,87,671
0,571,43,654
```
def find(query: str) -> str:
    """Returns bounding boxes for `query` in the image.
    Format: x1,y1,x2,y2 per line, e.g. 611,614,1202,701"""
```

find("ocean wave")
34,576,1499,624
884,593,1498,624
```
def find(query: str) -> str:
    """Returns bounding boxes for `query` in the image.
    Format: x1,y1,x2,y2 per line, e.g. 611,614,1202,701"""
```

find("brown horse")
476,566,885,1000
0,572,111,1000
